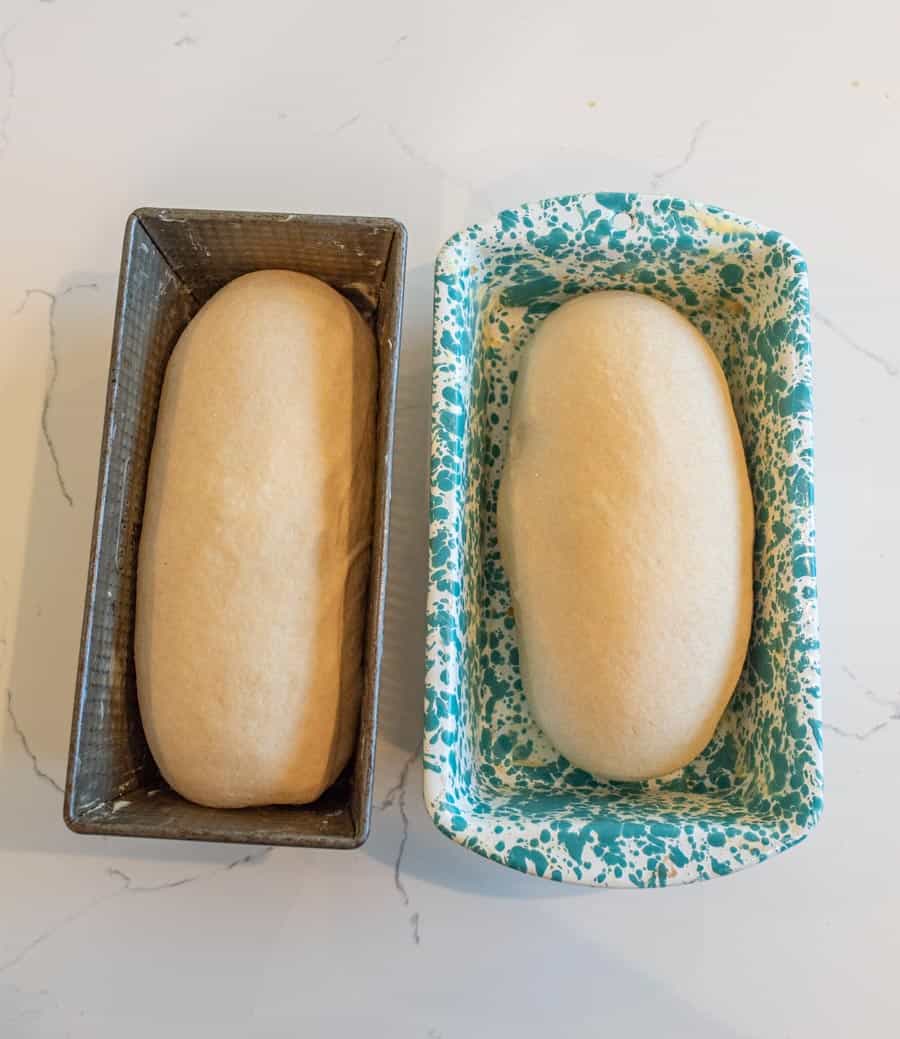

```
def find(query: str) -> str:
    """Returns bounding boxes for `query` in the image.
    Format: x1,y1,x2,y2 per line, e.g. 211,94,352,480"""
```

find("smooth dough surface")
497,290,754,781
135,270,376,807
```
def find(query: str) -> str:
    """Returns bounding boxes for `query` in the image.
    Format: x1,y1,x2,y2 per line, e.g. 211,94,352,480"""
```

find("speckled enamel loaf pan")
65,207,406,847
426,192,821,887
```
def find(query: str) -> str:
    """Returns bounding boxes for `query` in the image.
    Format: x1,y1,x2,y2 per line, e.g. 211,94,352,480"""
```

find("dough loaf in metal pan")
136,270,376,808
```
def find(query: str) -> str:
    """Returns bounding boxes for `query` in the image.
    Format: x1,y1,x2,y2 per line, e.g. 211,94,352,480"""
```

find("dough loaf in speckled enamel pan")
135,270,376,808
498,290,754,781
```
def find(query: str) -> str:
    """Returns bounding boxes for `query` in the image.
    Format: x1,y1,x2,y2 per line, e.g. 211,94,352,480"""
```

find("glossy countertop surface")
1,1,898,1035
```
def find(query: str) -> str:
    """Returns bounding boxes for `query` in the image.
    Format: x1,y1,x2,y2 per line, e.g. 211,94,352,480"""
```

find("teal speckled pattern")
425,193,821,888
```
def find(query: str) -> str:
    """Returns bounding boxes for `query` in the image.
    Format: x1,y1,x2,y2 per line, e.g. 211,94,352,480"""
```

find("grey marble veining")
0,0,899,1035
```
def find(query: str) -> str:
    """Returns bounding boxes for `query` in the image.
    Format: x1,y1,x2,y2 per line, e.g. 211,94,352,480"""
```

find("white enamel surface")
0,1,898,1036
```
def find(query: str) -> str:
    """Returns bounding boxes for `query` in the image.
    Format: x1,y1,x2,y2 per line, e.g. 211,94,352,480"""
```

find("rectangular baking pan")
64,207,406,848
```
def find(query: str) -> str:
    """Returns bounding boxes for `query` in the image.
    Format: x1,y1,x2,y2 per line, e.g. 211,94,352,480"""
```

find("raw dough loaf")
497,290,753,781
135,270,376,807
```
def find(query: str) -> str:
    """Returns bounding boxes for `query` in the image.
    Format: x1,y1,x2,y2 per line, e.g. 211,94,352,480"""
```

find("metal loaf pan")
65,207,406,848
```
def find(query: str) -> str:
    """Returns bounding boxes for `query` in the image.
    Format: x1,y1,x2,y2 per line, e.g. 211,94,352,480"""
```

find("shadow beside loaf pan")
65,208,407,848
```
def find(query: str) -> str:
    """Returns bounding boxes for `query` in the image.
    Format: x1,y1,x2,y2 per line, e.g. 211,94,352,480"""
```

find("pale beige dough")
135,270,376,807
497,290,754,781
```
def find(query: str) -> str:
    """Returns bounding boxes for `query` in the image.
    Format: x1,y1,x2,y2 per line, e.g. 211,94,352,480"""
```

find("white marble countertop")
1,1,898,1035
